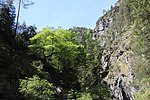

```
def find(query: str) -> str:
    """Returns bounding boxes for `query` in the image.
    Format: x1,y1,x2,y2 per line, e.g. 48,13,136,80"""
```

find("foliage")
31,60,49,79
67,89,78,99
0,1,16,45
131,0,150,59
128,0,150,99
19,75,55,100
70,27,102,87
29,28,82,61
21,27,111,99
69,27,111,100
89,83,111,100
15,22,37,51
77,92,92,100
68,83,111,100
135,85,150,100
29,27,84,89
119,0,150,99
18,22,37,44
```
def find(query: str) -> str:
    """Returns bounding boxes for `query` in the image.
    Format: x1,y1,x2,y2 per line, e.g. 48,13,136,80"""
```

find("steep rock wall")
93,2,135,100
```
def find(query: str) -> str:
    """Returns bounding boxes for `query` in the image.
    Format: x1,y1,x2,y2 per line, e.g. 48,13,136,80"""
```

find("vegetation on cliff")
95,0,150,99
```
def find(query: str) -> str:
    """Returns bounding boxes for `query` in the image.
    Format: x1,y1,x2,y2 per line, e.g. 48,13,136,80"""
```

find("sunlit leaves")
28,27,84,84
19,75,55,100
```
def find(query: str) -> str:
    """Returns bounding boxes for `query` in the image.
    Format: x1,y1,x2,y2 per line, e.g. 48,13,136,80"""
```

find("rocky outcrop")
93,2,135,100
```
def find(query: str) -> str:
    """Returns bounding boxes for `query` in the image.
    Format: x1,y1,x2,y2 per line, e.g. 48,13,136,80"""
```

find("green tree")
29,28,84,90
70,27,111,100
15,22,37,51
0,0,16,45
19,75,55,100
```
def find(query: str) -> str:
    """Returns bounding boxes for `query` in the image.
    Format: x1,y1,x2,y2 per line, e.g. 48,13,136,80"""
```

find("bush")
77,92,92,100
19,75,55,100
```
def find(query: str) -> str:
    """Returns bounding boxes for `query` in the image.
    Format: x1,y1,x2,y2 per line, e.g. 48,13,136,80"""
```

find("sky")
16,0,117,30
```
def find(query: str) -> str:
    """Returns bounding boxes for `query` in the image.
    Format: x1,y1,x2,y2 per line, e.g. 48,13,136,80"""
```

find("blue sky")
17,0,117,30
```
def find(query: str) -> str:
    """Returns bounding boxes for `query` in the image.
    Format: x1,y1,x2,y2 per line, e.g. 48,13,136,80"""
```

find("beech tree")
29,28,84,89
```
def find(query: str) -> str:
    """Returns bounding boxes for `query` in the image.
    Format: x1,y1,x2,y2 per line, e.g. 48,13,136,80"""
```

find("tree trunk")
14,0,21,36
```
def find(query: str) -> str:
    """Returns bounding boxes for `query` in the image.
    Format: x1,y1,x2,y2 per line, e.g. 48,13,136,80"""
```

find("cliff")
94,0,150,100
93,1,142,100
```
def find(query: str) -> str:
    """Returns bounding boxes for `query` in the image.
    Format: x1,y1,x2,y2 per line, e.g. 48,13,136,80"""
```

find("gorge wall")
93,1,136,100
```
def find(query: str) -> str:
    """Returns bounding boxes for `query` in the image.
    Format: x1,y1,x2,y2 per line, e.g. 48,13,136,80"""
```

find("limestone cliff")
93,1,136,100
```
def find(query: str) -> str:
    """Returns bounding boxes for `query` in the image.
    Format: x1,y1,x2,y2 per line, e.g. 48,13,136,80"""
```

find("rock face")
93,2,135,100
